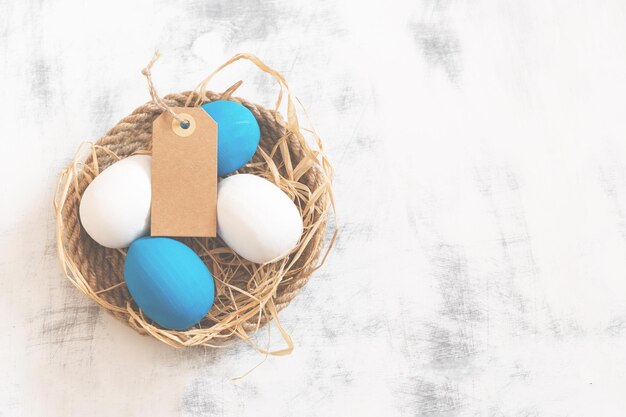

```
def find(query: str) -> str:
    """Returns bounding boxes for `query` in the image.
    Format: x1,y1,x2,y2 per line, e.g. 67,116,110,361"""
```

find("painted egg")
201,100,261,176
79,155,151,248
217,174,303,264
124,237,215,330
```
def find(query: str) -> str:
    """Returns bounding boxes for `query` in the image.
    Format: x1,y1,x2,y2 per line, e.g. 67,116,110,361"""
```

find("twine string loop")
141,50,186,124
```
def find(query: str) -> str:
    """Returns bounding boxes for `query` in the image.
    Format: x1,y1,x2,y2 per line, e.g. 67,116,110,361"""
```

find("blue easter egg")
124,237,215,330
201,100,261,176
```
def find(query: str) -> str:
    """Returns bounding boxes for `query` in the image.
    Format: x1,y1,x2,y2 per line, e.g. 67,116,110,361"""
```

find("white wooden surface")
1,0,626,415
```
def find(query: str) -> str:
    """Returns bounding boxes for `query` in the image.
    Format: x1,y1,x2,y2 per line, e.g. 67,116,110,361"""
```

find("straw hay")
53,54,336,353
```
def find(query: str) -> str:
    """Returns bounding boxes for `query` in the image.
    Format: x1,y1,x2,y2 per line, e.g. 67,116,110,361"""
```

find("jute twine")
53,53,336,354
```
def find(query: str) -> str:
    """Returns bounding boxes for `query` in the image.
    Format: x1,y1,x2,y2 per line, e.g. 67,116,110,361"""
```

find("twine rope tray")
53,53,337,354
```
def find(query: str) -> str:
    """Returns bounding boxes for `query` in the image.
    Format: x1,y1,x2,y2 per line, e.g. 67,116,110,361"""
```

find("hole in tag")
172,113,196,137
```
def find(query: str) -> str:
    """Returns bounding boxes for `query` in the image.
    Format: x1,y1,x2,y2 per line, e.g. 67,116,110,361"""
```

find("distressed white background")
1,0,626,416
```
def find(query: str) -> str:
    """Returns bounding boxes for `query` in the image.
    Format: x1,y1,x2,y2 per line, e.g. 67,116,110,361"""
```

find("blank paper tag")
151,107,217,237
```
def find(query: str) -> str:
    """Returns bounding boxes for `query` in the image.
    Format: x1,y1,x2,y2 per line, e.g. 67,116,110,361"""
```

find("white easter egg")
217,174,303,264
79,155,152,248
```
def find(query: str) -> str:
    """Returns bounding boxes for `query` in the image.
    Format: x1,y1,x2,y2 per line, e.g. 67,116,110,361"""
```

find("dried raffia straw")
53,52,337,354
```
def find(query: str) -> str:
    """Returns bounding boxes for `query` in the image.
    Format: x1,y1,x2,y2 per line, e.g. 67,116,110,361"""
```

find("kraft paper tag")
151,107,217,237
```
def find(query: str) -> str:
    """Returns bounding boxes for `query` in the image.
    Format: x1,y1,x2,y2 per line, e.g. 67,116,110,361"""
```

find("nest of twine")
53,53,336,354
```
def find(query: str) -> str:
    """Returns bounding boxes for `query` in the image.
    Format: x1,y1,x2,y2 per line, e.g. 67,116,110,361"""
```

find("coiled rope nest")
53,54,336,353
